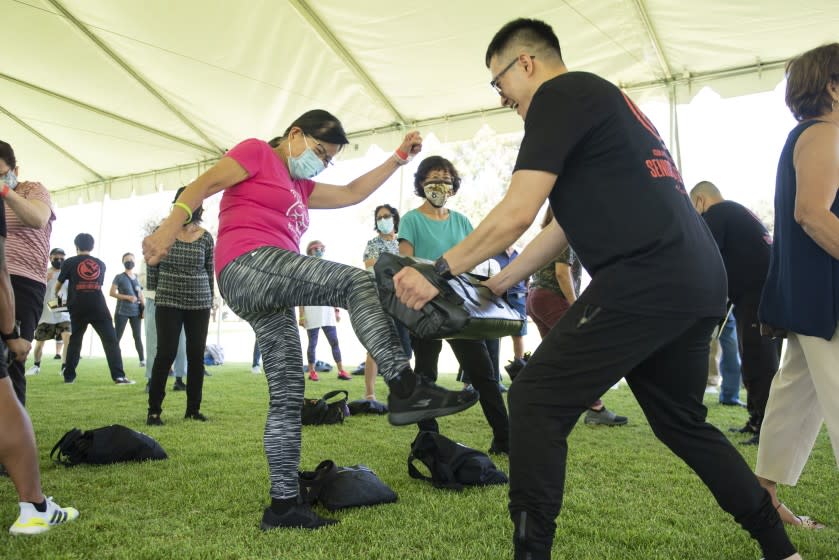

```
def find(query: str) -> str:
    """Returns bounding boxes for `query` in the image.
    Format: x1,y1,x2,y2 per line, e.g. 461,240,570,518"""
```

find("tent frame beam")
287,0,408,126
0,103,105,180
630,0,673,80
0,73,218,156
46,0,223,155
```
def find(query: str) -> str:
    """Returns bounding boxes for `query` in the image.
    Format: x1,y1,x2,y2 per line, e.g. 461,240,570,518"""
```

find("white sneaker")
251,366,261,374
704,385,719,394
9,497,79,535
25,365,40,376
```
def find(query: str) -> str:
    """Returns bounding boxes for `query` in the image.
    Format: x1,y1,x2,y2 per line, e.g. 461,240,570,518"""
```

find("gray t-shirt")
112,272,142,317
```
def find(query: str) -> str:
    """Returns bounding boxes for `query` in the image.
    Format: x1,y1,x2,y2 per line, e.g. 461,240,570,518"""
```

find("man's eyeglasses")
489,55,535,95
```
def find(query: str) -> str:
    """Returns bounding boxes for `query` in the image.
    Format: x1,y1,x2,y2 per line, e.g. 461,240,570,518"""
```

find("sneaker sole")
584,420,628,426
387,395,479,426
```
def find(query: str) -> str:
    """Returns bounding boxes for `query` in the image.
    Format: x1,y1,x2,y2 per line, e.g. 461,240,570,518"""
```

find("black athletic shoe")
146,414,163,426
184,411,208,422
388,375,479,426
488,437,509,455
173,378,187,391
729,422,757,434
504,352,531,381
260,504,337,531
740,434,760,446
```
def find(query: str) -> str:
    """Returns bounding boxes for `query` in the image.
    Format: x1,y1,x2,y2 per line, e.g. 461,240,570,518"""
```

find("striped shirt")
5,181,55,284
147,230,215,310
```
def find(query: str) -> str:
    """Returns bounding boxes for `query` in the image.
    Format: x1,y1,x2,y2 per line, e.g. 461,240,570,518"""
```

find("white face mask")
376,217,394,234
2,169,17,190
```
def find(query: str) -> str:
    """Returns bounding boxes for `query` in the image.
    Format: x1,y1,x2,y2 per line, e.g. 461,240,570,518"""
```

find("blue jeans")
719,315,742,404
144,297,187,379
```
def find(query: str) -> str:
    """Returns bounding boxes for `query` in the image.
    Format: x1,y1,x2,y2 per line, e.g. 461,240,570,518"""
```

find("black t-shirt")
702,200,771,304
58,255,109,315
0,198,6,237
514,72,726,318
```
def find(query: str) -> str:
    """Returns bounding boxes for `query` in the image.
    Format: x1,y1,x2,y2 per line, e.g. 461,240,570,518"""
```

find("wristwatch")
1,321,20,341
433,257,454,280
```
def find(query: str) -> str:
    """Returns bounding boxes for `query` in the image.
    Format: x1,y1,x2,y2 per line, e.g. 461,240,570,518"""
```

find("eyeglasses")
307,136,334,167
489,55,535,95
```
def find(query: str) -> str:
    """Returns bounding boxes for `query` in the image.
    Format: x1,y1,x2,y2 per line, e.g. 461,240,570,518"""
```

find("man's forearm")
445,204,531,276
4,190,50,228
492,220,568,293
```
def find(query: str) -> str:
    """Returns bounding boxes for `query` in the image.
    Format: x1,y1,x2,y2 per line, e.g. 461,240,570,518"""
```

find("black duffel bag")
301,390,350,425
374,253,524,340
299,460,398,511
408,431,508,491
50,425,167,466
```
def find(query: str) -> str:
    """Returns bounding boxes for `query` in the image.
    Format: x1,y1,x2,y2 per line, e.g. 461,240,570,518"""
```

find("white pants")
755,325,839,485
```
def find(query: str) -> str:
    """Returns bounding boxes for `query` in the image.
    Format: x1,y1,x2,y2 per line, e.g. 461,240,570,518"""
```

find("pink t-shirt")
215,139,315,276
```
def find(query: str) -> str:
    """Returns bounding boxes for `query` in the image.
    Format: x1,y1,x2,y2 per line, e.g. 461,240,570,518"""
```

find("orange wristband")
0,184,9,198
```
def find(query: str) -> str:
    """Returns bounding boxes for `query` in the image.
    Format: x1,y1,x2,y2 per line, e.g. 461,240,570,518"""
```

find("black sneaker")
184,411,208,422
729,422,757,434
504,353,530,381
740,434,760,446
173,378,187,391
388,376,479,426
488,437,509,455
260,504,337,531
147,414,164,426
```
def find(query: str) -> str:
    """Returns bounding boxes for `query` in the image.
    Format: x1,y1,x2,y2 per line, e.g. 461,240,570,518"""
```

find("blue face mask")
376,217,394,234
311,249,324,258
288,135,325,180
2,170,17,190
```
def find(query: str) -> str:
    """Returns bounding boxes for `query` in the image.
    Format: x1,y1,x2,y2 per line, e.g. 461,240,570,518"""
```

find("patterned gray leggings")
219,247,409,498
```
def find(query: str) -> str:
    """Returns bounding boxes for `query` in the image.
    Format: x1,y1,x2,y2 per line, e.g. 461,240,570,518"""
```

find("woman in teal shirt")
398,156,510,454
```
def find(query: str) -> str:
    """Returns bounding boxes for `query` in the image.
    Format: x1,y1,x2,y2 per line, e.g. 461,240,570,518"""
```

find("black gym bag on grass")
374,253,525,340
51,425,167,466
408,431,508,491
301,390,350,425
298,460,398,511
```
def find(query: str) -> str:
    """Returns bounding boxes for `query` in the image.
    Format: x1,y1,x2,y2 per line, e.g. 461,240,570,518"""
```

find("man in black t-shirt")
392,18,797,560
57,233,132,385
691,181,782,445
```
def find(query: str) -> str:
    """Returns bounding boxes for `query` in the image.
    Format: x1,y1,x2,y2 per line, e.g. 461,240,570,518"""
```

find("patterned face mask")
423,182,453,208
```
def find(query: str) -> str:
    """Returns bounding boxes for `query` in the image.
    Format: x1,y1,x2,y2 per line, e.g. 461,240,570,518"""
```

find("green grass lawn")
2,359,837,559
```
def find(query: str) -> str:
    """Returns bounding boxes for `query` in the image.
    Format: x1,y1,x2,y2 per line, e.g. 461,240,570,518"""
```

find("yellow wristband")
172,201,192,224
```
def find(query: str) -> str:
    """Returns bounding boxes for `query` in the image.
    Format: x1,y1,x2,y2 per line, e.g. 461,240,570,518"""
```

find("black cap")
0,141,15,169
50,248,66,256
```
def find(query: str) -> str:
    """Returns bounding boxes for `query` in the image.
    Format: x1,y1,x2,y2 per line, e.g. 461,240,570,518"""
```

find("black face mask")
51,259,63,269
124,261,135,270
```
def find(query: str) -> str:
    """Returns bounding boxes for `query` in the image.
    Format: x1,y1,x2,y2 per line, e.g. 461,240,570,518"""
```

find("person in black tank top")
755,42,839,533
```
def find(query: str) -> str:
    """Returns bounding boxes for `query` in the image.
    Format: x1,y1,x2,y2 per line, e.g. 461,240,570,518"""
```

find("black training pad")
374,253,524,340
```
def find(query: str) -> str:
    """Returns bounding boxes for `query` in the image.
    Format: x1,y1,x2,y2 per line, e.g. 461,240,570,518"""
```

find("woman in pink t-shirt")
143,110,477,530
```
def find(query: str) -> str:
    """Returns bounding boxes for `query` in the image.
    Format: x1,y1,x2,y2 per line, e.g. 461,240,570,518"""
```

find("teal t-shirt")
398,208,473,260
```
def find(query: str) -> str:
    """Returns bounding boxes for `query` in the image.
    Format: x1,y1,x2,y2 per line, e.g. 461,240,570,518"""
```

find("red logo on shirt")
78,259,100,281
622,92,686,192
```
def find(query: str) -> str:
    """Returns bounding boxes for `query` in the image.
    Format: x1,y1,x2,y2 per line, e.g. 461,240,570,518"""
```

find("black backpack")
408,431,508,491
301,390,350,425
298,460,398,511
50,425,168,466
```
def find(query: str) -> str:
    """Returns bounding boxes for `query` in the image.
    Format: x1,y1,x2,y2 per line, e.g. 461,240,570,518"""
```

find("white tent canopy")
5,0,838,206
